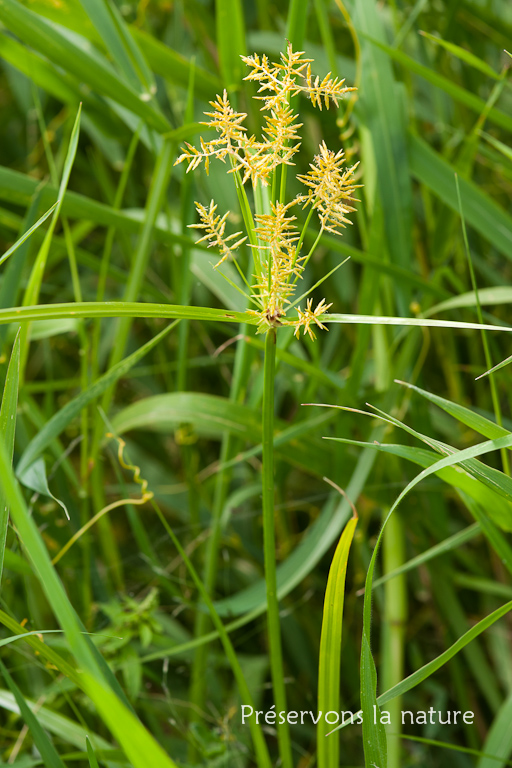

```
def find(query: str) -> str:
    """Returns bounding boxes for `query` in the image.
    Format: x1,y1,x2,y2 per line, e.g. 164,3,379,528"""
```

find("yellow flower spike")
293,298,333,341
189,200,247,268
178,43,360,342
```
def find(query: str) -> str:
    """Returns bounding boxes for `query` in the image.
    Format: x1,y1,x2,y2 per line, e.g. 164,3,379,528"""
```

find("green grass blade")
0,203,57,267
317,514,358,768
286,0,309,46
81,674,179,768
476,354,512,380
419,30,500,79
397,380,510,439
425,286,512,316
372,523,481,589
0,442,106,678
409,133,512,261
77,0,153,94
216,0,246,89
0,659,66,768
130,26,221,98
0,0,169,131
86,735,101,768
0,687,112,751
354,0,413,290
0,330,20,583
100,140,174,384
378,600,512,710
477,693,512,768
16,320,180,478
0,301,252,326
326,313,512,332
363,34,512,132
20,104,82,375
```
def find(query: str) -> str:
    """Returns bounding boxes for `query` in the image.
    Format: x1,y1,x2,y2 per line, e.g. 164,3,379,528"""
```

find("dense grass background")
0,0,512,766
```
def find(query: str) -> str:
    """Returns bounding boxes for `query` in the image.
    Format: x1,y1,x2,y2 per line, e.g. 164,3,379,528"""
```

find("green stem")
262,328,293,768
292,226,324,286
292,206,314,272
455,175,509,475
152,499,271,768
189,318,252,753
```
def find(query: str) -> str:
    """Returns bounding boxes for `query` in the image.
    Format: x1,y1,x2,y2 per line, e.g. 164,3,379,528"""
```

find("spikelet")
293,298,333,340
189,201,247,268
297,141,360,235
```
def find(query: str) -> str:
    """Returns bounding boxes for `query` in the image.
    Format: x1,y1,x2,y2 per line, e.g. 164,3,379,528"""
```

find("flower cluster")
189,201,247,268
175,44,360,340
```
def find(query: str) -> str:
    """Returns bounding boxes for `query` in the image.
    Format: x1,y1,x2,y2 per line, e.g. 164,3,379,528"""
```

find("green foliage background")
0,0,511,766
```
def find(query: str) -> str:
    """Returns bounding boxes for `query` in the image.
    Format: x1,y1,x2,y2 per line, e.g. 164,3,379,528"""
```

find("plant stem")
455,175,509,475
262,328,293,768
152,498,272,768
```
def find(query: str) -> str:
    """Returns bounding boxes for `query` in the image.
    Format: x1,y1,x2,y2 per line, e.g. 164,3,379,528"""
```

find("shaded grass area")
0,0,511,766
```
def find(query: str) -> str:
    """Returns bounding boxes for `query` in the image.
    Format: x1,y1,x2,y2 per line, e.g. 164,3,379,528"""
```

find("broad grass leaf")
111,392,334,478
397,380,510,439
77,0,155,94
425,287,512,317
354,0,413,293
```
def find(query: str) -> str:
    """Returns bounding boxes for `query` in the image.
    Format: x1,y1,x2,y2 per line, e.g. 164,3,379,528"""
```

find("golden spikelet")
297,141,361,235
294,298,333,340
189,201,247,268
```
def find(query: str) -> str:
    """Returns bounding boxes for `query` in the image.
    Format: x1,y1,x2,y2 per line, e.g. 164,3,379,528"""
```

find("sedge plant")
175,43,360,767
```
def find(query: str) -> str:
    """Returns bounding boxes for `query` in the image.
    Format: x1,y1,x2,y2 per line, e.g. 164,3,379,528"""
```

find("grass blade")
409,133,512,261
0,330,20,583
0,0,169,131
16,320,180,479
216,0,246,89
0,203,57,267
0,659,66,768
86,736,100,768
317,512,358,768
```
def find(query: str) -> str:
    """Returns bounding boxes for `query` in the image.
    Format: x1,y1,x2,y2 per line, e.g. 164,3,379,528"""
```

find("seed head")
189,201,247,268
297,141,360,235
